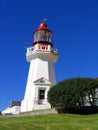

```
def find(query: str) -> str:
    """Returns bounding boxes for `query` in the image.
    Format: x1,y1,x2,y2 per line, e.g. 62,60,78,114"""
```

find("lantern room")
32,22,53,51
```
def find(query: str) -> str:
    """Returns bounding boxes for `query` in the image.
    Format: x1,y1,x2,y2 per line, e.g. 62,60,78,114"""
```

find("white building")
2,101,21,115
21,22,58,112
2,106,21,115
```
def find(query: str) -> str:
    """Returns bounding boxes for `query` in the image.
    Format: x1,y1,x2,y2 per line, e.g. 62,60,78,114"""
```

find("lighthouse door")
38,89,45,104
39,90,45,99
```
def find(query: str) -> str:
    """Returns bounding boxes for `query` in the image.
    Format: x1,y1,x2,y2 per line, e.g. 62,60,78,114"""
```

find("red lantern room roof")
34,22,52,33
39,22,47,28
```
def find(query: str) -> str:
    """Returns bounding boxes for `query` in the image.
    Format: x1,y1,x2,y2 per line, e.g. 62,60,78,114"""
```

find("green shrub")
48,77,98,114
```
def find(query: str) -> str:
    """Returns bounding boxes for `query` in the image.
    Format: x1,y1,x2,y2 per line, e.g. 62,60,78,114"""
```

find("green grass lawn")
0,114,98,130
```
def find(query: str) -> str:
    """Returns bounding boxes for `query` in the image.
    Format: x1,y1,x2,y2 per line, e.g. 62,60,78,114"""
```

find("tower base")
21,99,51,112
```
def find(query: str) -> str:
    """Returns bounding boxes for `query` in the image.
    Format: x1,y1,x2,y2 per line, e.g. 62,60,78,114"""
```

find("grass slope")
0,114,98,130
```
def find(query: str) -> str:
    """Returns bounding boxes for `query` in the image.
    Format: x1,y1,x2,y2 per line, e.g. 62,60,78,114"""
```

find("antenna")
24,42,31,48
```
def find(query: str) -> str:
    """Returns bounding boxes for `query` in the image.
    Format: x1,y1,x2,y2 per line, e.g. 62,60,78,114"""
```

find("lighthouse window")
42,46,45,50
48,37,51,42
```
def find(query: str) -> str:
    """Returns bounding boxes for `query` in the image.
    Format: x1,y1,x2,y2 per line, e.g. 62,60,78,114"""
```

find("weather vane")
40,17,47,22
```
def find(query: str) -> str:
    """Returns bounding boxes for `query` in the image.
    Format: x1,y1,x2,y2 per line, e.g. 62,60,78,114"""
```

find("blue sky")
0,0,98,111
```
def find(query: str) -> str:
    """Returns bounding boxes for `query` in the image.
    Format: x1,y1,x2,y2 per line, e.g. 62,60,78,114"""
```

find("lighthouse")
21,22,58,112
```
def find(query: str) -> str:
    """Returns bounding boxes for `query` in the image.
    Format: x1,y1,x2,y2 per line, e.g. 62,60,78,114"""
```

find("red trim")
32,41,53,47
34,28,52,34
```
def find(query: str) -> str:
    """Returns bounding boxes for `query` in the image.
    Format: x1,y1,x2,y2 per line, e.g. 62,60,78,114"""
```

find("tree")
48,78,98,110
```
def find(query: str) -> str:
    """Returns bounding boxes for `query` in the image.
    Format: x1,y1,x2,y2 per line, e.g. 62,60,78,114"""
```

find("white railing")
33,97,48,105
27,47,34,53
51,48,58,54
27,47,58,55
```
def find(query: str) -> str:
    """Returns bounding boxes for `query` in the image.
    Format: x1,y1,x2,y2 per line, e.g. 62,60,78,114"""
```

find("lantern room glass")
34,30,52,43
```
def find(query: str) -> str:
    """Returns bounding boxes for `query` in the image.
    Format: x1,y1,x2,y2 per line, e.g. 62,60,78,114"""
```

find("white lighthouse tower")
21,22,58,112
